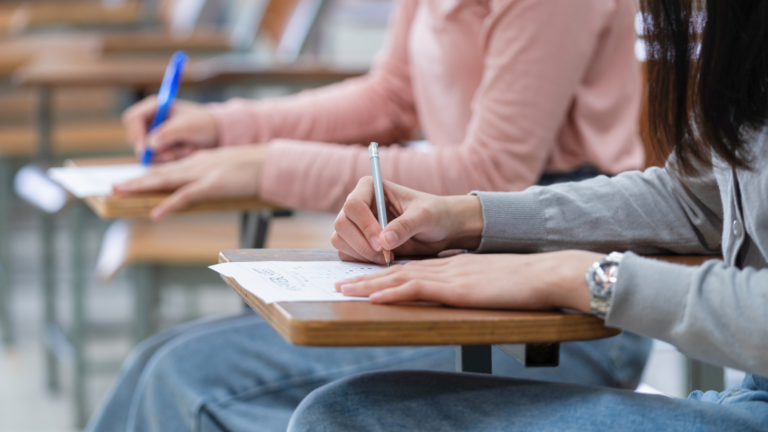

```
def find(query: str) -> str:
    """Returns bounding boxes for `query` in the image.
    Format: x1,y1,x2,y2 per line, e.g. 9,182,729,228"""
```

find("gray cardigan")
473,129,768,377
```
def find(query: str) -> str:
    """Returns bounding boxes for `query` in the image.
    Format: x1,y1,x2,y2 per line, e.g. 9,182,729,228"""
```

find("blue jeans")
288,372,768,432
86,311,651,432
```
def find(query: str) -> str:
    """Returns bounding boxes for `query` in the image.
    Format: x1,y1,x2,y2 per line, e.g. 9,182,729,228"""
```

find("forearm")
207,74,417,148
472,164,724,255
609,253,768,376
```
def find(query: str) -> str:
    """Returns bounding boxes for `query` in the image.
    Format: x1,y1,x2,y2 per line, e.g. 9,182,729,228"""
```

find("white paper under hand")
48,164,148,198
210,261,388,303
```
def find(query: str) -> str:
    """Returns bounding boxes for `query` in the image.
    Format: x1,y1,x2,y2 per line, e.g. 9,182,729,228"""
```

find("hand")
332,177,484,265
123,96,219,163
114,145,268,220
335,251,603,313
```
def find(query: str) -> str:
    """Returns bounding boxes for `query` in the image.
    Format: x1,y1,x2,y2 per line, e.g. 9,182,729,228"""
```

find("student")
117,0,643,219
287,0,768,430
86,1,650,431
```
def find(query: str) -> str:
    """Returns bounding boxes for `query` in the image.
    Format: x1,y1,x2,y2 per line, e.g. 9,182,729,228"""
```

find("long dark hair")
641,0,768,173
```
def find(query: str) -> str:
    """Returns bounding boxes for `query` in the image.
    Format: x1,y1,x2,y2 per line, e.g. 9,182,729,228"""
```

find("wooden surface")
218,249,623,347
0,1,141,31
13,57,366,88
67,156,279,219
101,32,233,54
96,211,334,280
0,121,128,157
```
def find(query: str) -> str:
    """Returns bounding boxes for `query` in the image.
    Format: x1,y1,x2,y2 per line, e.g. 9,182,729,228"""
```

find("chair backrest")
261,0,326,63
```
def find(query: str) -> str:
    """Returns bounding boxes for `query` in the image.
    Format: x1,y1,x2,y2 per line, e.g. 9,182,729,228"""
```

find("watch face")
598,261,620,291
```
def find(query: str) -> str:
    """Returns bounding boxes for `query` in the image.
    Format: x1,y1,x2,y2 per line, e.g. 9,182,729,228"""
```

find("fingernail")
383,231,398,248
341,284,357,295
150,208,164,220
370,236,382,251
375,255,386,265
370,292,382,302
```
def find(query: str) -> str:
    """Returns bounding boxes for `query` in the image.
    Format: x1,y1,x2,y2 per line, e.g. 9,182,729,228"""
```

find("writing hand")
123,96,219,163
332,177,484,265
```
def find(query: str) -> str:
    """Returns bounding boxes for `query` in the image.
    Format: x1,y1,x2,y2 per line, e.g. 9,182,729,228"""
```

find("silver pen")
368,142,391,266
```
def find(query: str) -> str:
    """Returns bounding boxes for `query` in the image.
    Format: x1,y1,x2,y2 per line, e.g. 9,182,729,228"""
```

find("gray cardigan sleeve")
473,163,768,376
473,160,723,255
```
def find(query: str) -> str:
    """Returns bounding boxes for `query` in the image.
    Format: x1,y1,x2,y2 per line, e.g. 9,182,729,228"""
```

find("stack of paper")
210,261,388,303
48,164,148,198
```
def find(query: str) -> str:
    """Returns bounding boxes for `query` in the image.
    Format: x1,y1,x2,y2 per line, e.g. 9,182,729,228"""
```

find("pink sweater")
208,0,643,212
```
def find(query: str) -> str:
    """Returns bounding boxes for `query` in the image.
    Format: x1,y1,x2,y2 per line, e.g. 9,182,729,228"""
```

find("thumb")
379,207,426,250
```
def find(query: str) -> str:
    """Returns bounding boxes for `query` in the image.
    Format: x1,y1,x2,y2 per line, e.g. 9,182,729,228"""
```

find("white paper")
48,164,148,198
210,261,389,303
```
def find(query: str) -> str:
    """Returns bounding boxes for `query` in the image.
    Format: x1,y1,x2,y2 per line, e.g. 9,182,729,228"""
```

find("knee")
288,372,398,432
289,371,448,432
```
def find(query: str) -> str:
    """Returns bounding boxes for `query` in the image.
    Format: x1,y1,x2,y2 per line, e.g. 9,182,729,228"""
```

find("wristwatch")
585,252,624,320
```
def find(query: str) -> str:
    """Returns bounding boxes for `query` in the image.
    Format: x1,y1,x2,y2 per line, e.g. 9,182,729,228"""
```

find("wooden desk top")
13,57,367,89
101,32,233,55
0,1,141,31
67,156,279,219
218,249,623,347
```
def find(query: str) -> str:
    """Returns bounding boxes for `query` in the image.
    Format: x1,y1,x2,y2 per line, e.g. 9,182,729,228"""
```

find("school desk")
13,57,365,160
218,249,719,374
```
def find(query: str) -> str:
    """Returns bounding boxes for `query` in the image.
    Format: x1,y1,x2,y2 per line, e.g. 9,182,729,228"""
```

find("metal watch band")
585,252,624,320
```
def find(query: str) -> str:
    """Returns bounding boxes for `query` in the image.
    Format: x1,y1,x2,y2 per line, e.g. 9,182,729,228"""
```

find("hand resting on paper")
113,145,268,220
335,252,598,312
333,178,600,311
123,96,219,163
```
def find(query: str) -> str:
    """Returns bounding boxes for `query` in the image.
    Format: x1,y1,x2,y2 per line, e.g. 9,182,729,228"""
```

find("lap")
113,312,649,431
288,371,768,432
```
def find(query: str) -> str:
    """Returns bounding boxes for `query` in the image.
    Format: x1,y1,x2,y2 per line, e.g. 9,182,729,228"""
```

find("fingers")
123,96,158,150
332,212,387,265
113,166,187,193
343,197,385,250
343,177,382,246
337,269,413,297
331,231,377,264
149,175,215,220
338,250,364,263
153,144,197,163
369,281,451,304
146,116,193,153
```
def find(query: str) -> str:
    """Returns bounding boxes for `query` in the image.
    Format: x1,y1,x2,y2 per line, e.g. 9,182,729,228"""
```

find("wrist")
549,251,604,314
445,195,484,250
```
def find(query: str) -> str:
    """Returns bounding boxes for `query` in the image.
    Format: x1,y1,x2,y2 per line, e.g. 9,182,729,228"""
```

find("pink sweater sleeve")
251,0,626,212
207,0,419,148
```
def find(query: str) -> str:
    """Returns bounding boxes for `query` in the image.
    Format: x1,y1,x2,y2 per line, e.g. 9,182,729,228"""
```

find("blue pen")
141,51,188,165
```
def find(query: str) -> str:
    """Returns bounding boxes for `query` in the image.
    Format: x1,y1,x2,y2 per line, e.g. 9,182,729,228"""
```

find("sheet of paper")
48,164,148,198
210,261,389,303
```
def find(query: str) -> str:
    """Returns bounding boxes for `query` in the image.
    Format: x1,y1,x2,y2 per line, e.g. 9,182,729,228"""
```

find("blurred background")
0,1,745,431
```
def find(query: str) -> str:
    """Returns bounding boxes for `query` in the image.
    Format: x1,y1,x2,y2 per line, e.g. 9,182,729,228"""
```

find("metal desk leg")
37,86,52,160
496,343,560,368
42,211,59,392
456,345,492,374
69,205,88,427
37,84,58,390
240,211,272,249
132,265,157,343
0,157,14,346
